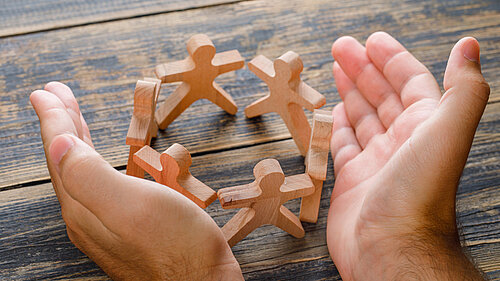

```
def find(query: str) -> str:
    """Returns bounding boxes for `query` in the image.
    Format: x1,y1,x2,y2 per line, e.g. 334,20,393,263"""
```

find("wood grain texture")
0,0,499,189
0,0,248,38
0,139,498,280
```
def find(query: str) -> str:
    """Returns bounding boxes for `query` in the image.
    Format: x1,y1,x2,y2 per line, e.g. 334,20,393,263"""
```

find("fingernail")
49,135,75,167
463,39,480,62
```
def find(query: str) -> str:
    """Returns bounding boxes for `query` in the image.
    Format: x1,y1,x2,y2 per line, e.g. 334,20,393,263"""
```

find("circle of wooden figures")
125,34,333,247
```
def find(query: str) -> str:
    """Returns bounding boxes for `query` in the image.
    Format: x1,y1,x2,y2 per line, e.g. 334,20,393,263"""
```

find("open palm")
326,32,489,280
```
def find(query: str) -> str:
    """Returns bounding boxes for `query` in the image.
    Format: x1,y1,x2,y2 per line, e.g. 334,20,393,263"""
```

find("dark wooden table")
0,0,499,280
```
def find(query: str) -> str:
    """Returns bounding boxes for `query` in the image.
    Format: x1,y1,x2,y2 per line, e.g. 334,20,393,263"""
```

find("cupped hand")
30,82,243,280
327,32,489,280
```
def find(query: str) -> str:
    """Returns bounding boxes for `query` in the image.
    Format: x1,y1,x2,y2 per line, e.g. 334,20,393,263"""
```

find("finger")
333,61,385,148
332,36,404,128
80,112,94,148
366,32,442,108
50,134,193,234
331,103,362,177
30,90,80,147
44,82,84,140
30,89,82,202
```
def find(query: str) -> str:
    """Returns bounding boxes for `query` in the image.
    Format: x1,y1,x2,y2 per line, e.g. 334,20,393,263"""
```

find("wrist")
208,261,244,281
352,226,484,281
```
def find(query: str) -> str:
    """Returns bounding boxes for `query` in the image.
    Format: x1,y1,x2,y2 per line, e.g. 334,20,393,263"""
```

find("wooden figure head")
274,51,303,85
253,159,285,198
160,143,192,176
187,34,216,63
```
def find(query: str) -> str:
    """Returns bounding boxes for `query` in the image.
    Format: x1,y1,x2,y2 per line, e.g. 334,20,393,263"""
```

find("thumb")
440,37,490,138
390,38,490,218
48,134,127,221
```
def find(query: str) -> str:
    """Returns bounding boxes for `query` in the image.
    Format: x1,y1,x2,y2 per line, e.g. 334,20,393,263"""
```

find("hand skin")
30,82,243,280
327,32,490,280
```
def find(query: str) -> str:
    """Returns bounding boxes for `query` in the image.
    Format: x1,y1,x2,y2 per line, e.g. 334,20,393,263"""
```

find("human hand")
327,32,489,280
30,82,243,280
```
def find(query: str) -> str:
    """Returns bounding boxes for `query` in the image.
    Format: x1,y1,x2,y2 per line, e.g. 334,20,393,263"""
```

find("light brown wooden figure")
133,143,217,208
300,109,333,223
245,51,326,156
126,78,161,178
218,159,315,247
154,34,244,129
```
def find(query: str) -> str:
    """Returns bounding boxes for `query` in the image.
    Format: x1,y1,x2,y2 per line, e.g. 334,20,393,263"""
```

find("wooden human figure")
218,159,315,247
299,109,333,223
245,51,326,156
133,143,217,208
155,34,244,129
126,78,162,178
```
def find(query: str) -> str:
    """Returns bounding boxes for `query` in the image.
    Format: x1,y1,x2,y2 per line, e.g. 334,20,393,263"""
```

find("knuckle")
61,151,100,181
44,107,68,119
463,73,491,102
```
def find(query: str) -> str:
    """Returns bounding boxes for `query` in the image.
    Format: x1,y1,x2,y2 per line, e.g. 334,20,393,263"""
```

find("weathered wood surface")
0,0,499,280
0,139,499,280
0,0,248,38
0,0,500,189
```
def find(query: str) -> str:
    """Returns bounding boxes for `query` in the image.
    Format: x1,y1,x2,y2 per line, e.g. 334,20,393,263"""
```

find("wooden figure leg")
281,103,311,156
274,205,305,238
244,96,272,118
150,121,159,138
222,208,259,247
155,82,193,130
210,82,238,115
126,145,145,178
299,178,323,223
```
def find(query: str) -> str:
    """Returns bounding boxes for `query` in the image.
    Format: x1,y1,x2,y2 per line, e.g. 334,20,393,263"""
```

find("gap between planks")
0,0,254,39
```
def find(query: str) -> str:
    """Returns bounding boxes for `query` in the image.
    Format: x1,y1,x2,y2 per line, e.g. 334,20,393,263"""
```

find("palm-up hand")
30,82,243,280
327,32,489,280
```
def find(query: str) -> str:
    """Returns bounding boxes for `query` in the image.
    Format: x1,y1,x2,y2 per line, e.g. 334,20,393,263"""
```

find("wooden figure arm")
295,81,326,112
155,58,195,83
177,176,217,208
248,55,274,84
280,173,315,203
213,50,245,74
218,183,261,209
126,117,153,146
133,145,163,182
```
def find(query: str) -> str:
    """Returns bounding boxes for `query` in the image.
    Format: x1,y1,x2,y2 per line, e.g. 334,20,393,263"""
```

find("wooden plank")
0,138,498,280
0,0,499,189
0,0,248,38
